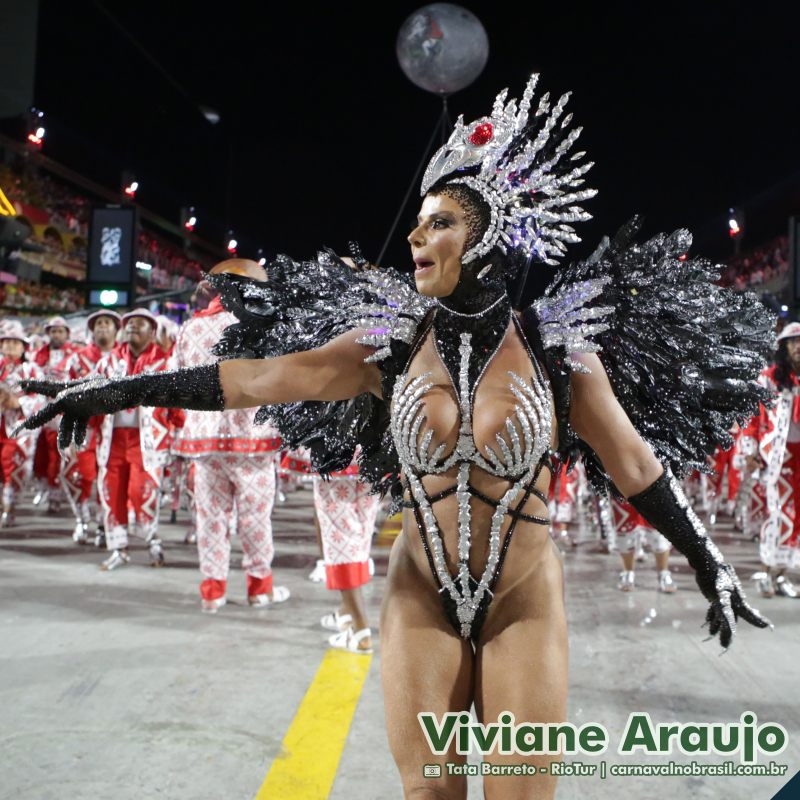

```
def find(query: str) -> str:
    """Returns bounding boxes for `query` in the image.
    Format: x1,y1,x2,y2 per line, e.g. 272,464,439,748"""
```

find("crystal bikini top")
391,325,553,481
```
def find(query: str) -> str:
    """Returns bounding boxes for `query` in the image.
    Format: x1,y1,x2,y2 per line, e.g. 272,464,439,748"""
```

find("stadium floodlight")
122,171,139,199
26,108,45,147
728,207,743,238
181,206,197,232
200,105,221,125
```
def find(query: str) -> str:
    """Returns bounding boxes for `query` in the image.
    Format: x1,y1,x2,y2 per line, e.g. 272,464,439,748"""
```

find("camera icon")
423,764,442,778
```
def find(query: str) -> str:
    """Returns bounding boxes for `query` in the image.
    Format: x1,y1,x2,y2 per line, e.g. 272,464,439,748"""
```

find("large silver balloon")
396,3,489,95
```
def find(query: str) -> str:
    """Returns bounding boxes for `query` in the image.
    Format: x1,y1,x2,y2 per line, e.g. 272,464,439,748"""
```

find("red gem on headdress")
469,123,493,146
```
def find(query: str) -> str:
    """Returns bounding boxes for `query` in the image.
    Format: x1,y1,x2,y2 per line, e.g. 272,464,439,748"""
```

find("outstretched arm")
219,328,382,408
18,328,383,446
569,352,770,648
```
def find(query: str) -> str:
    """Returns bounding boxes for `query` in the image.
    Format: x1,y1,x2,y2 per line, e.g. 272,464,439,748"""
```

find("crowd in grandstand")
718,233,789,290
0,154,210,307
0,279,84,313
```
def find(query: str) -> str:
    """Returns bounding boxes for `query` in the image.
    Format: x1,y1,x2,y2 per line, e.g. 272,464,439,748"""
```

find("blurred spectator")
0,279,84,312
719,234,789,290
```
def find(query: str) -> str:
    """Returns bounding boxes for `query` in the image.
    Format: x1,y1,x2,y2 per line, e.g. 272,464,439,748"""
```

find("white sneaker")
72,523,88,544
752,571,775,598
320,610,353,632
328,627,373,655
100,550,130,571
0,510,15,528
308,559,326,583
775,575,799,598
658,570,677,593
618,570,635,592
148,539,165,567
183,529,197,545
201,597,226,614
248,586,291,606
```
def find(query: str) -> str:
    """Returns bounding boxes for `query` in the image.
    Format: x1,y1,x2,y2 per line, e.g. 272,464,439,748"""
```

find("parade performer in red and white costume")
707,432,742,522
59,310,121,544
0,322,45,527
32,316,78,511
612,499,676,593
314,458,380,654
96,309,184,570
172,264,287,612
740,322,800,598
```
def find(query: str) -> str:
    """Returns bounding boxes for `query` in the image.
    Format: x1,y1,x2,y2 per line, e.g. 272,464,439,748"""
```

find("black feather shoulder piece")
525,217,776,493
207,249,432,503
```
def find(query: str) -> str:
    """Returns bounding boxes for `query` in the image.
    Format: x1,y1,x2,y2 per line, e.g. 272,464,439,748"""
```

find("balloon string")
377,103,450,267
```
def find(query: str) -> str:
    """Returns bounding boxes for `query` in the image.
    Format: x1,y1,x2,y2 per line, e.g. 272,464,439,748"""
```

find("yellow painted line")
0,187,15,216
254,649,372,800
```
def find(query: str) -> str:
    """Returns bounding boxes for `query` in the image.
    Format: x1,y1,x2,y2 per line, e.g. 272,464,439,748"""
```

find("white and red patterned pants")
313,476,380,590
194,454,278,599
611,499,670,553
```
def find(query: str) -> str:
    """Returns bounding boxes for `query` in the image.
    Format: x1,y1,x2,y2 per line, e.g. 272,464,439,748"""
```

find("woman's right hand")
16,376,116,447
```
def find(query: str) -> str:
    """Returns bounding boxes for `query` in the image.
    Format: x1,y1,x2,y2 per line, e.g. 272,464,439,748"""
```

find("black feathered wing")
208,249,432,502
525,217,775,493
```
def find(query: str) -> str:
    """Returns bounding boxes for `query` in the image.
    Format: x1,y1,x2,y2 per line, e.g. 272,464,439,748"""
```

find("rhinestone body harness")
392,313,554,642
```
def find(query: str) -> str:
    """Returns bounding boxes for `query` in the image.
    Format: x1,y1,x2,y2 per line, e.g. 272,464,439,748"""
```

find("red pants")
710,447,740,501
99,428,161,550
33,429,60,488
62,448,97,503
0,437,27,503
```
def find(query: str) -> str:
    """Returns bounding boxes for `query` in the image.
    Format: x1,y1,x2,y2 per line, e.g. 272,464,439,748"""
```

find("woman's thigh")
474,563,569,800
380,538,475,799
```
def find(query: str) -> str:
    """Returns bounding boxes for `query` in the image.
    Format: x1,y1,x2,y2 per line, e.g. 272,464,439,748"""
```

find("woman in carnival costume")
19,75,775,798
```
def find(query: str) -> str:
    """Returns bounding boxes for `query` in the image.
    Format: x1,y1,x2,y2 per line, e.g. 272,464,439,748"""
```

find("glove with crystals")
17,363,225,449
628,467,771,649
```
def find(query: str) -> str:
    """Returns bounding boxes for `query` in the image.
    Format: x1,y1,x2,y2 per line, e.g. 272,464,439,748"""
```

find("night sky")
14,1,800,270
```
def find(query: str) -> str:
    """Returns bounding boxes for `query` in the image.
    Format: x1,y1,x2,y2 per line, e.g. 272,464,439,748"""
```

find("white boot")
617,570,635,592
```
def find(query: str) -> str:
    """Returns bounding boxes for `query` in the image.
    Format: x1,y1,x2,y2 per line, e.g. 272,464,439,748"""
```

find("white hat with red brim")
44,316,70,332
87,309,122,330
0,320,30,346
121,308,158,329
777,322,800,341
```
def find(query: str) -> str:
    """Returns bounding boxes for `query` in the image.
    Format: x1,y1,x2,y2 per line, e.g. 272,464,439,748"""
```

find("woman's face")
1,339,25,360
407,193,468,297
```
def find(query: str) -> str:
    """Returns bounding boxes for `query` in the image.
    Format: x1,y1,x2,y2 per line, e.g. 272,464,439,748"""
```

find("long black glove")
17,363,225,449
20,378,86,398
629,467,771,649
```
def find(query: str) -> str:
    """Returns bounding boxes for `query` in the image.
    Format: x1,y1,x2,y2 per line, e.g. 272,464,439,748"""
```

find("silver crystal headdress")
420,74,597,266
